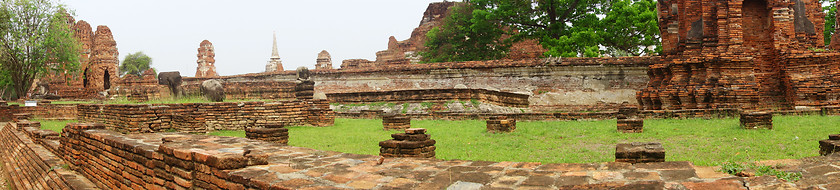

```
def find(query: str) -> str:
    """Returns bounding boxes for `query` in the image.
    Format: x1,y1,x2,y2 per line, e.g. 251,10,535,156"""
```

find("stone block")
380,128,435,158
383,115,410,130
486,116,516,133
617,119,643,133
819,134,840,156
740,112,773,129
245,124,289,145
615,142,665,164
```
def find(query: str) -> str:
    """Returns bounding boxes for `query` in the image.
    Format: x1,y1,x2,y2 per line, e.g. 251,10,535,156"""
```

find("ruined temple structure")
265,32,284,72
341,2,546,69
637,0,840,110
315,50,333,69
35,17,121,99
195,40,218,77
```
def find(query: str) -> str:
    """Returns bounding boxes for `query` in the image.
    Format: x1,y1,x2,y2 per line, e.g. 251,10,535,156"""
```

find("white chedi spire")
266,31,283,72
271,31,281,59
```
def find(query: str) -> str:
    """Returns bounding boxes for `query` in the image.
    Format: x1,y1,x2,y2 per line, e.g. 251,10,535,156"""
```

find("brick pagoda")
638,0,840,110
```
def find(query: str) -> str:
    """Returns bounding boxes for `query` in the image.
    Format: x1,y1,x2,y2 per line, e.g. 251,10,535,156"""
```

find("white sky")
60,0,441,76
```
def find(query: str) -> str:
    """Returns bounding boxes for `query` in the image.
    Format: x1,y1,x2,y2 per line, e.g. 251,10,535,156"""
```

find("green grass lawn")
210,115,840,166
32,119,76,134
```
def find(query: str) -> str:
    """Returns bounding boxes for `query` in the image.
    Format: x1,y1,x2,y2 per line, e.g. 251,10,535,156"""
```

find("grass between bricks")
213,115,839,166
33,119,77,134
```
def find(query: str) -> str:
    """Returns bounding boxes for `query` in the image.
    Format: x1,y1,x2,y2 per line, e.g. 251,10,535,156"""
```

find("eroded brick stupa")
315,50,332,69
637,0,840,110
195,40,218,77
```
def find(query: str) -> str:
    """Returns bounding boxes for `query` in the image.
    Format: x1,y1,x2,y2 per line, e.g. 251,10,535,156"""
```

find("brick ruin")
341,2,546,69
315,50,333,69
637,0,840,111
37,18,120,99
76,100,334,133
615,142,666,164
195,40,218,77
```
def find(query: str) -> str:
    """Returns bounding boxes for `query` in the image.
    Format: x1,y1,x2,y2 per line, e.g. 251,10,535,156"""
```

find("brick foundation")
382,114,411,130
615,142,665,164
0,123,95,189
819,134,840,156
486,116,516,133
360,110,384,119
740,112,773,129
379,128,436,158
77,100,334,133
617,119,644,133
245,123,289,144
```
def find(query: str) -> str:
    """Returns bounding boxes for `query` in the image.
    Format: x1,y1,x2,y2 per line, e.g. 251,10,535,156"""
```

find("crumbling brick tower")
196,40,219,77
85,25,120,91
638,0,840,110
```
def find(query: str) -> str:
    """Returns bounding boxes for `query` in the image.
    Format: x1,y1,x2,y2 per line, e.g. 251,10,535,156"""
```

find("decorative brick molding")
327,88,530,108
740,112,773,129
615,142,665,164
379,128,436,158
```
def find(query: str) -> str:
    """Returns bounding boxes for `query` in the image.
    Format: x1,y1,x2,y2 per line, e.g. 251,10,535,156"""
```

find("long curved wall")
183,57,656,111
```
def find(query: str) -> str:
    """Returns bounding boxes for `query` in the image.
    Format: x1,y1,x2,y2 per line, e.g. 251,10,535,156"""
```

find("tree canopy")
0,0,80,99
421,0,660,59
419,3,509,63
825,0,836,47
120,51,154,76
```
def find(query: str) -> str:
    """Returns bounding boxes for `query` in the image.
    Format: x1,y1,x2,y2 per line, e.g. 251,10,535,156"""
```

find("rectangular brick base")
616,142,665,164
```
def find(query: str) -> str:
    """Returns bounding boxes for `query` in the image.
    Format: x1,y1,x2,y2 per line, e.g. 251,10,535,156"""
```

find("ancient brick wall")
16,104,79,120
185,57,653,111
76,100,331,133
0,123,95,189
181,80,297,100
327,88,530,108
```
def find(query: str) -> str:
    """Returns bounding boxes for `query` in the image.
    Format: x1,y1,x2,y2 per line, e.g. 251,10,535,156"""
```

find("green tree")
470,0,659,57
825,0,836,47
598,0,660,56
120,51,154,76
0,0,80,99
420,3,508,62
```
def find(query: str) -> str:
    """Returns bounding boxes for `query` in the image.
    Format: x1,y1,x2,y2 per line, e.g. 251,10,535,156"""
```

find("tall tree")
825,0,836,47
120,51,153,76
0,0,80,99
420,3,509,63
470,0,659,57
598,0,660,56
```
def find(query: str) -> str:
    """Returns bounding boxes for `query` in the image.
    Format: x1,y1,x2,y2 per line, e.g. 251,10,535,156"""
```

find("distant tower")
315,50,332,69
265,32,284,72
195,40,218,77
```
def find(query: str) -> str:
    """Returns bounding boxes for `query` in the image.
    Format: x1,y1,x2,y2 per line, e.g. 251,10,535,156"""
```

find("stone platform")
56,125,840,189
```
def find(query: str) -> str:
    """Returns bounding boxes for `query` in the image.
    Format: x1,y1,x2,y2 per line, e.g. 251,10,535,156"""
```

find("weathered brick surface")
183,57,653,109
616,142,665,164
328,88,530,108
486,116,516,133
740,112,773,129
639,0,838,111
819,134,840,156
195,40,218,77
0,123,96,189
382,114,411,130
182,80,297,100
380,128,436,158
617,119,644,133
52,123,840,189
76,101,333,133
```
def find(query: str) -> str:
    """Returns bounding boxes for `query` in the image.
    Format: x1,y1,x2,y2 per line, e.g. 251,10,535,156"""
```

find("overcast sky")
60,0,442,76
